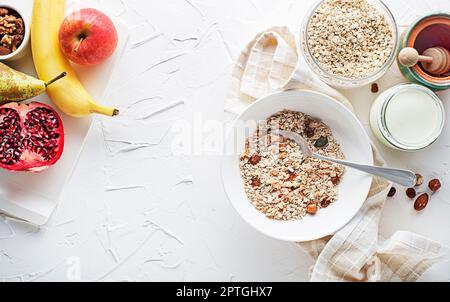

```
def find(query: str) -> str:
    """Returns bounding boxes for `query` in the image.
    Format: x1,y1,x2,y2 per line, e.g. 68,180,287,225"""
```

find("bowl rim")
300,0,399,86
0,4,30,61
221,90,374,242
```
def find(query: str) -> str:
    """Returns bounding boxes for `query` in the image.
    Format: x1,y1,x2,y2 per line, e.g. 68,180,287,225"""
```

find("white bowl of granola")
222,90,373,242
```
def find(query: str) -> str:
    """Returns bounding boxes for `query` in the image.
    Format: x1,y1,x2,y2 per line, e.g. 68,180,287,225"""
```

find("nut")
270,169,279,176
406,188,417,199
279,151,288,160
306,203,318,215
428,179,441,192
414,193,429,211
415,173,424,187
387,187,396,197
0,11,25,55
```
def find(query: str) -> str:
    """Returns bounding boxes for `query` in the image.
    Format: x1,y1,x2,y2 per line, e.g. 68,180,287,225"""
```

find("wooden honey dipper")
399,47,450,76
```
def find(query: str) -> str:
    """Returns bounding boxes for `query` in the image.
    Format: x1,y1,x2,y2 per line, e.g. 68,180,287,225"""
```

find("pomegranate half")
0,102,64,172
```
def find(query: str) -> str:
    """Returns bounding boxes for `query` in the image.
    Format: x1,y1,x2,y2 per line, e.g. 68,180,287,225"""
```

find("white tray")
0,0,129,225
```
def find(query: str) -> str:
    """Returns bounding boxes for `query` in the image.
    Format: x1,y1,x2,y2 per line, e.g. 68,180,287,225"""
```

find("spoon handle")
314,154,416,187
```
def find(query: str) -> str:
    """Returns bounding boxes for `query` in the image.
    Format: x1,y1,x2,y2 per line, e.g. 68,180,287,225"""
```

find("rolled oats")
307,0,394,79
240,110,345,221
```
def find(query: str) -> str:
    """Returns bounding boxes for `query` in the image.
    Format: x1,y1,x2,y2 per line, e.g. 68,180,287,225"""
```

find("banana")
31,0,119,117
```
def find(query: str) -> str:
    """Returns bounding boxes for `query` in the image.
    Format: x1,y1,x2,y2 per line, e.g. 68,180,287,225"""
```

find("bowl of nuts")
0,4,29,61
300,0,398,88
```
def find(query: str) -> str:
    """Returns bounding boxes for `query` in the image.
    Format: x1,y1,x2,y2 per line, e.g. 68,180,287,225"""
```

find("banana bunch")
31,0,118,117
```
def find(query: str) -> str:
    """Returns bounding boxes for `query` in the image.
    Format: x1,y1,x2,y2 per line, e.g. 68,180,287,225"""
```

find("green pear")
0,62,66,103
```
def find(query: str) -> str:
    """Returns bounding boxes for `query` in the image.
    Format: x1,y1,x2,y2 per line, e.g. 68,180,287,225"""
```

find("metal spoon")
273,130,416,187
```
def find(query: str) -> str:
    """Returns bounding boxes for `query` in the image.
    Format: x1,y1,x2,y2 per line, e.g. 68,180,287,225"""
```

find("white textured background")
1,0,450,281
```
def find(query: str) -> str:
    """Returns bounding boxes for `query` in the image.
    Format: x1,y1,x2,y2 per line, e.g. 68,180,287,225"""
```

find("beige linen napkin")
226,26,447,282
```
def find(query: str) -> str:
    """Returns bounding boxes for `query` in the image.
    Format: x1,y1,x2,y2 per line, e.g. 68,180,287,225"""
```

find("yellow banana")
31,0,119,117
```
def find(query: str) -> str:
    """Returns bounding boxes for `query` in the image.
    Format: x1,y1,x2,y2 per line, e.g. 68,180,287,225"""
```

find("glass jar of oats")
301,0,398,88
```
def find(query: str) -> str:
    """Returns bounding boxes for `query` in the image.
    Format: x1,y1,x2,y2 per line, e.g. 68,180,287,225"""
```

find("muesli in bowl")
239,110,345,221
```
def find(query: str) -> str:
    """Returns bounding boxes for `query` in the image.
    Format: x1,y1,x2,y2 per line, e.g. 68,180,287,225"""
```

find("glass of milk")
370,83,445,151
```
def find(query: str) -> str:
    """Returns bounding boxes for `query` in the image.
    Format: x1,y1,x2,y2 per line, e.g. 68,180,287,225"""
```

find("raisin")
371,83,379,93
387,187,396,197
406,188,416,199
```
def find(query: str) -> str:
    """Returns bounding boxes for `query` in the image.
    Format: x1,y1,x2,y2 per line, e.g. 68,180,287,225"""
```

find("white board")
0,0,129,225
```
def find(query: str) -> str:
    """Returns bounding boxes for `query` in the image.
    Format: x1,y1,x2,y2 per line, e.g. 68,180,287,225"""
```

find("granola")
239,110,345,221
307,0,394,79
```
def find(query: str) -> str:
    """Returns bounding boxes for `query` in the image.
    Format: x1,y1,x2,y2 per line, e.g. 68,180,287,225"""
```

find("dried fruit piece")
286,172,297,181
306,203,318,215
314,136,328,148
249,154,261,165
304,127,315,138
371,83,379,93
415,173,424,187
406,188,417,199
428,179,441,192
387,187,396,197
320,198,331,208
331,176,340,185
414,193,429,211
250,177,261,188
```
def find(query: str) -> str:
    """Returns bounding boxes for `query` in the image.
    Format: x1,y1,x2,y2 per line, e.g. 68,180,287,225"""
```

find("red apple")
59,8,118,66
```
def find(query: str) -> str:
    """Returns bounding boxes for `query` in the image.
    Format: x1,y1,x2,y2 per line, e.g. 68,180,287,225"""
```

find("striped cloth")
225,26,447,282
